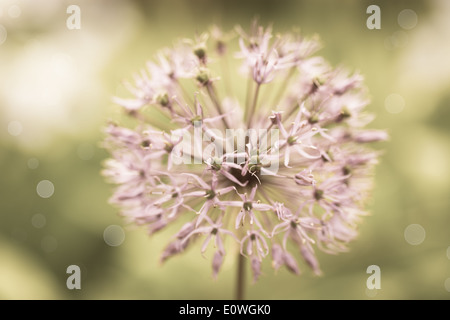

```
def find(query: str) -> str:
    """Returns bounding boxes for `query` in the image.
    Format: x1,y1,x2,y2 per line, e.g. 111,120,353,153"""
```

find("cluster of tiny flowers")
103,22,387,281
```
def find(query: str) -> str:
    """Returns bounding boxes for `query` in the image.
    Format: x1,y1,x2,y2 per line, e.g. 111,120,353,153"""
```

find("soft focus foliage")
0,0,449,299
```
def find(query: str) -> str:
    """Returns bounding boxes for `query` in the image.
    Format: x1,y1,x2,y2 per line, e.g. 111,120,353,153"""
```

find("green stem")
246,83,261,128
271,67,296,107
221,54,233,98
206,83,230,129
235,253,246,300
176,80,194,107
244,74,254,121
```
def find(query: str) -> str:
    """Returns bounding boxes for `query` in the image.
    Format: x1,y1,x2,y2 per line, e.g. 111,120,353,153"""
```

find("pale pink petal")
219,200,243,208
300,243,322,275
216,186,236,196
181,173,210,189
283,251,300,275
235,209,245,229
294,145,321,159
196,201,213,227
215,234,225,254
184,190,207,197
271,244,284,271
253,203,272,211
176,222,196,239
221,169,248,187
198,233,211,253
112,96,146,110
251,256,261,283
284,146,291,167
212,251,224,279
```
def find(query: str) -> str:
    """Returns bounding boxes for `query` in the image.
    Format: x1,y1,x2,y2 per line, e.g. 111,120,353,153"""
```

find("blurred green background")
1,0,449,299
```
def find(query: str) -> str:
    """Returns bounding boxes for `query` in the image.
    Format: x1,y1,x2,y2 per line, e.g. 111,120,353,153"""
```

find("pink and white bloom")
103,21,386,281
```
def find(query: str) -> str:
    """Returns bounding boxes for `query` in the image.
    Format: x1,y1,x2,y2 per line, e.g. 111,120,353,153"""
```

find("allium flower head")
103,21,386,282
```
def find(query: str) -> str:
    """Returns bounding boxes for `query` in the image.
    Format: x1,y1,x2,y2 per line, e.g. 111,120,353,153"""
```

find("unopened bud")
196,71,210,86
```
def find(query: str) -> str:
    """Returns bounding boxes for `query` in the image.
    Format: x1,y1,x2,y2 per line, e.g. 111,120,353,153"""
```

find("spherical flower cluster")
103,21,387,281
